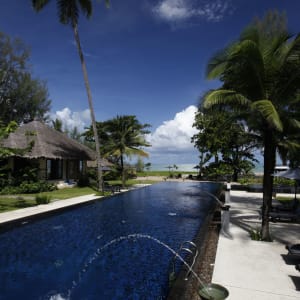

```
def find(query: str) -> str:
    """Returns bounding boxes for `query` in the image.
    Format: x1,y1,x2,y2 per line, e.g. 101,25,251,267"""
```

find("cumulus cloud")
147,105,198,153
152,0,233,23
51,107,91,132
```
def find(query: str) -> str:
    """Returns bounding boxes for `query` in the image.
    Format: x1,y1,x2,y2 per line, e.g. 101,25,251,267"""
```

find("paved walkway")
212,190,300,300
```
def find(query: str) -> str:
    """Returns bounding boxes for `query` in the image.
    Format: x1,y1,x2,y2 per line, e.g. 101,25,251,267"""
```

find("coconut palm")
91,115,151,187
31,0,110,191
203,11,300,240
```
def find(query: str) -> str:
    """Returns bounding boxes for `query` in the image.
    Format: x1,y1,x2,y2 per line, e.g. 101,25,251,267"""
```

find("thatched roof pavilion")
2,120,96,160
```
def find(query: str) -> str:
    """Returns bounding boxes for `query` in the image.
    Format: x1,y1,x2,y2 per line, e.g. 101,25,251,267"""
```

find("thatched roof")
2,120,97,161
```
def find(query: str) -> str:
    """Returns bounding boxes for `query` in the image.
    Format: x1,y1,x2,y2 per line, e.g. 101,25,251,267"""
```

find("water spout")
198,190,230,210
67,234,214,299
199,190,231,238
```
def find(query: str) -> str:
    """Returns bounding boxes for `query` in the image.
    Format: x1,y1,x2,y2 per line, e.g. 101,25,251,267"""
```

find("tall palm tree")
31,0,110,191
203,11,300,240
92,115,151,187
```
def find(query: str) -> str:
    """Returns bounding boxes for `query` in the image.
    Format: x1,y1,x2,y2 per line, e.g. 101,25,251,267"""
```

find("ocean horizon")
148,163,264,174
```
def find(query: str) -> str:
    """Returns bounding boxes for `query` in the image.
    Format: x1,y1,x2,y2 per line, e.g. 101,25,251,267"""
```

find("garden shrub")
35,194,51,205
0,181,56,194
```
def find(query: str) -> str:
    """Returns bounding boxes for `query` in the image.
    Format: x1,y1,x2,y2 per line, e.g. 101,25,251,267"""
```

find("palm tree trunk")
261,130,276,241
120,154,125,188
72,22,103,191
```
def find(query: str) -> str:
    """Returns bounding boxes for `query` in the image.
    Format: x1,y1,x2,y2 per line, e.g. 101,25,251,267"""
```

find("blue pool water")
0,182,221,300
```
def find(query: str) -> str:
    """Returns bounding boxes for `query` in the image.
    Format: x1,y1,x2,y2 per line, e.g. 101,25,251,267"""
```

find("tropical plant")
203,11,300,240
192,107,257,181
32,0,110,191
85,115,151,187
51,118,63,132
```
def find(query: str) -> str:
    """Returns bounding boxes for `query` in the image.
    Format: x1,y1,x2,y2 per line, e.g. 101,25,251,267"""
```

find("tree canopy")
192,107,258,181
85,115,151,187
0,31,51,125
203,10,300,240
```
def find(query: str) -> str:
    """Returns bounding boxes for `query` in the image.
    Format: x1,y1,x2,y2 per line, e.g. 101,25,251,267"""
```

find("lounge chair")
269,206,300,222
286,244,300,256
271,197,299,212
103,182,121,193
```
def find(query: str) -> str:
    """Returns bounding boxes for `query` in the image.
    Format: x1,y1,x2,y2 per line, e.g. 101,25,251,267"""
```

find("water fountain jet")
68,234,229,300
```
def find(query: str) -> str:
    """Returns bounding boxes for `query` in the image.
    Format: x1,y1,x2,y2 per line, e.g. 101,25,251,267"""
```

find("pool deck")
1,187,300,299
212,190,300,300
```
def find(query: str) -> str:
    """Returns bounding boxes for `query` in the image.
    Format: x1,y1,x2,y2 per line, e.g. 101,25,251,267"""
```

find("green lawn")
0,197,37,213
0,187,98,213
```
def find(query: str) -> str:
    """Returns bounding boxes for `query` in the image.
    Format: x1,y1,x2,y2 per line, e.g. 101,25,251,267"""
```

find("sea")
149,163,264,174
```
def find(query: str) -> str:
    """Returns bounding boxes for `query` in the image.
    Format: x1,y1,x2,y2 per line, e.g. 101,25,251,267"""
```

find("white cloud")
152,0,232,23
147,105,198,152
51,107,91,132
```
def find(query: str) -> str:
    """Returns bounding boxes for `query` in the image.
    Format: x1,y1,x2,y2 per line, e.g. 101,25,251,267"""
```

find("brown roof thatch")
2,120,97,160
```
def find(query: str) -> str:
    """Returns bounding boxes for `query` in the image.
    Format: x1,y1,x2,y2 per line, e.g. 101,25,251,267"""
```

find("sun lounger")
269,207,300,222
103,182,121,193
286,244,300,256
271,198,299,212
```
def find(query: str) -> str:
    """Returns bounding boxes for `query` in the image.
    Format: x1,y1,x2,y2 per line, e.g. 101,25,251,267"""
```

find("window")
47,159,63,179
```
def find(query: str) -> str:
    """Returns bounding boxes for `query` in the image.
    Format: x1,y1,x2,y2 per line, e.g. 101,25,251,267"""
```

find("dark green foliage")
192,108,257,181
0,31,51,125
84,115,151,187
35,194,51,205
250,227,263,241
0,181,56,194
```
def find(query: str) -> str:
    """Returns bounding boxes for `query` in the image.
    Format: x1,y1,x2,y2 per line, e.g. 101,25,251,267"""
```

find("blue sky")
0,0,299,165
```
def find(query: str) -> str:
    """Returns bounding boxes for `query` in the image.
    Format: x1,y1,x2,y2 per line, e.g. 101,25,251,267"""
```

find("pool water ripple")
0,182,221,300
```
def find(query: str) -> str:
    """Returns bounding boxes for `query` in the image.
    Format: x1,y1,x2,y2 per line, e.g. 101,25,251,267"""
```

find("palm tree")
51,118,63,132
92,115,151,187
203,11,300,240
31,0,110,191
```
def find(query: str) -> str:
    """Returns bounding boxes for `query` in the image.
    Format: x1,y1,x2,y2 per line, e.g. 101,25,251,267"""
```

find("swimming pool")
0,181,221,300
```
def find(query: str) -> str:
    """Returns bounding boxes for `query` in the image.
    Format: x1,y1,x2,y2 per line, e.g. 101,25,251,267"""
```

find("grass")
0,197,37,213
0,187,98,213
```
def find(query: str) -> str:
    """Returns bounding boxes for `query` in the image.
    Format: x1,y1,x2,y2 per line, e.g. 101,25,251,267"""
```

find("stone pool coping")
0,194,101,231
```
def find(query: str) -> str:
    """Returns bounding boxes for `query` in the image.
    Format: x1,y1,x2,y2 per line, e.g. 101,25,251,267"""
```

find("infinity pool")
0,181,220,300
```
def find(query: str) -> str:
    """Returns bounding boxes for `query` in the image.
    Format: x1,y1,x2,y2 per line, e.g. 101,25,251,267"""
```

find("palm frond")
289,119,300,130
124,147,149,158
251,100,283,131
240,26,260,44
79,0,93,19
206,49,229,79
285,33,300,63
203,90,251,109
278,140,300,151
57,0,79,25
232,40,265,82
32,0,50,11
